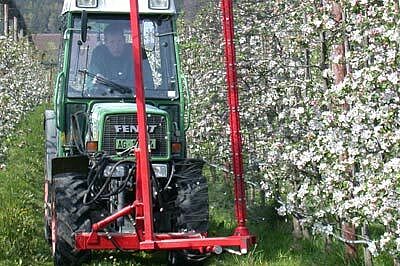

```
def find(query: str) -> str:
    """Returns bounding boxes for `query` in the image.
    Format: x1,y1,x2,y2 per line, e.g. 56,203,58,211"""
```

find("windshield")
67,15,178,99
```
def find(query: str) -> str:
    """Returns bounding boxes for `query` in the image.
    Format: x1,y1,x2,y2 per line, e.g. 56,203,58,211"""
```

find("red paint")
129,0,154,243
92,205,135,232
75,232,255,252
220,0,249,235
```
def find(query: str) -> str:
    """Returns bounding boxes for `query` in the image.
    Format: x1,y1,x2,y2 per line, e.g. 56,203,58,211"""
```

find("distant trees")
13,0,63,33
11,0,202,33
0,37,50,162
181,0,214,19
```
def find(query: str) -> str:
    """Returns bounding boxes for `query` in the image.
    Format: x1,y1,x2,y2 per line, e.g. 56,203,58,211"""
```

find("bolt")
214,246,223,255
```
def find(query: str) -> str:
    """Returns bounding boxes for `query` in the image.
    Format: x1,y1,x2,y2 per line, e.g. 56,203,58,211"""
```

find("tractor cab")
67,11,178,99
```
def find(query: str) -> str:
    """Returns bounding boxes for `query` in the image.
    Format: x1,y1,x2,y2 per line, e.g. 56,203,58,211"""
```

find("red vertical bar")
220,0,249,235
129,0,154,243
134,149,144,240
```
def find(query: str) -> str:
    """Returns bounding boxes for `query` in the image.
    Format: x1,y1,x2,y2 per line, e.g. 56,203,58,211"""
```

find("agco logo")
114,125,158,134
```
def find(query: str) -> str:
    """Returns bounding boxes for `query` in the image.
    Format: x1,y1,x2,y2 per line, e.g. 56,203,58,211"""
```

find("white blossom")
179,0,400,258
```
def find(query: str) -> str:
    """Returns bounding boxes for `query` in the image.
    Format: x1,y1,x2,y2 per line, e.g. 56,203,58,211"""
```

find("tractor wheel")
51,172,91,266
168,160,210,265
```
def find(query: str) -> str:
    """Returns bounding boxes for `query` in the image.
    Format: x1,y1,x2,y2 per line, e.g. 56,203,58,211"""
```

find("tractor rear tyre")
51,172,91,266
168,159,210,265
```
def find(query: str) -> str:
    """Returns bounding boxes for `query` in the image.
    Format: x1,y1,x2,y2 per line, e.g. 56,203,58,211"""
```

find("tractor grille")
102,114,168,157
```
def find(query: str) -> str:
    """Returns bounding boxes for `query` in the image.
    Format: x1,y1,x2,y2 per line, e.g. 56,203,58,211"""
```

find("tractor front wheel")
168,159,210,265
51,172,91,266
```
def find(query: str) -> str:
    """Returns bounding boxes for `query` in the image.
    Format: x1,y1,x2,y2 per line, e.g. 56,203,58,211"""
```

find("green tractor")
44,0,209,264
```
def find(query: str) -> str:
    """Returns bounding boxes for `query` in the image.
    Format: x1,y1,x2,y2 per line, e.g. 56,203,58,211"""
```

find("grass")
0,104,393,265
0,104,50,265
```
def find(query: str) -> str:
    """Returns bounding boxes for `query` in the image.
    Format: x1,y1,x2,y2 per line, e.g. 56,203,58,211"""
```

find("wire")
104,230,136,253
101,160,135,198
83,155,136,206
70,111,88,155
163,161,175,190
83,156,112,205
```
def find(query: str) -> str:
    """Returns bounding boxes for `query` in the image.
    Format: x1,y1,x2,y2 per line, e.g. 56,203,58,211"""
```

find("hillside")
11,0,204,33
13,0,63,33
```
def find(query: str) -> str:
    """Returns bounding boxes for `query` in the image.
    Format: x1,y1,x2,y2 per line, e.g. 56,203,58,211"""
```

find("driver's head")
104,24,126,57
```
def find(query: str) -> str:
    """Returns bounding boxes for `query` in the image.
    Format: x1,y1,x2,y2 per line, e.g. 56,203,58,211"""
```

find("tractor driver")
88,23,154,96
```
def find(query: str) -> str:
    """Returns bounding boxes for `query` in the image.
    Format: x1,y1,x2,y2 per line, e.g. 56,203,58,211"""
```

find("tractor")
44,0,254,265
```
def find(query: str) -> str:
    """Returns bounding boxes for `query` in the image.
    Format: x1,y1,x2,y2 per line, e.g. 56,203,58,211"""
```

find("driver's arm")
89,45,107,76
85,45,108,96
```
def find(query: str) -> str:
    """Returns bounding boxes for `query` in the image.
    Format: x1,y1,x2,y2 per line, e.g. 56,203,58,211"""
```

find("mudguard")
51,155,89,177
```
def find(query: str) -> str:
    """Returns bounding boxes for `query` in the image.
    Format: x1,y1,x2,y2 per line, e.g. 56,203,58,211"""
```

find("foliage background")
179,0,400,259
0,36,49,164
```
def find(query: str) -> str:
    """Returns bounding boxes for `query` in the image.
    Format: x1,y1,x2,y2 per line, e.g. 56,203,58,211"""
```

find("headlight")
76,0,98,8
152,164,168,178
104,165,126,178
149,0,169,10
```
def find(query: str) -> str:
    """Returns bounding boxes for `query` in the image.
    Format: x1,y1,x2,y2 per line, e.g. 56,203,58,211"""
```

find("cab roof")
62,0,176,15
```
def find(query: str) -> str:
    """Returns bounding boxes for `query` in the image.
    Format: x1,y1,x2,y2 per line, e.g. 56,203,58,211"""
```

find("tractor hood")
90,102,168,140
90,102,165,121
88,102,171,158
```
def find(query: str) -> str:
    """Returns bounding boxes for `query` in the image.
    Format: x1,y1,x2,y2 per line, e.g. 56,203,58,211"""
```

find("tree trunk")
209,163,217,183
304,13,311,82
260,188,265,207
302,226,311,239
343,10,352,74
362,223,373,266
395,1,399,67
247,184,254,207
332,43,347,82
0,5,3,35
319,0,329,91
18,28,23,39
292,216,302,251
4,4,8,37
293,216,302,239
13,16,17,41
331,1,357,259
223,162,232,189
342,222,357,259
331,2,347,82
325,234,333,253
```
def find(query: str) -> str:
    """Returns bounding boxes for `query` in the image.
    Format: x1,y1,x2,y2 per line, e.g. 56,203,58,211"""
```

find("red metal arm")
221,0,249,235
129,0,154,244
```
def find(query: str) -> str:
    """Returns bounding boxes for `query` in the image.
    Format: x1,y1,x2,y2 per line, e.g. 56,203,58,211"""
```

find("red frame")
75,0,255,254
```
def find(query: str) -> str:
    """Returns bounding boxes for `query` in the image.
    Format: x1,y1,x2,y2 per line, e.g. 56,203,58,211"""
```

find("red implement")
75,0,255,254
